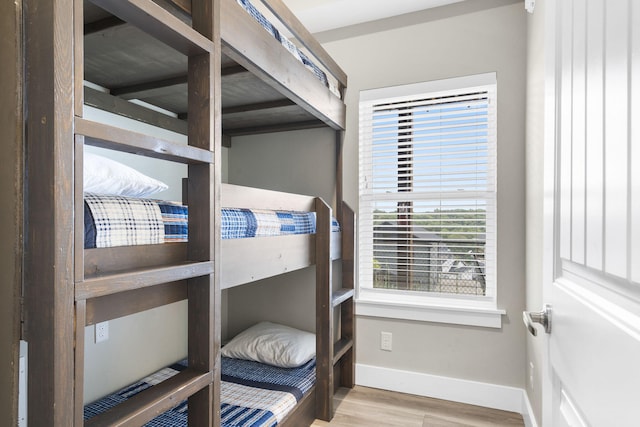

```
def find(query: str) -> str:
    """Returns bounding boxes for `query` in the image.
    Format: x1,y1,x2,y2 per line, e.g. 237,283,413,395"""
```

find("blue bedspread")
236,0,334,93
84,194,339,249
84,357,316,426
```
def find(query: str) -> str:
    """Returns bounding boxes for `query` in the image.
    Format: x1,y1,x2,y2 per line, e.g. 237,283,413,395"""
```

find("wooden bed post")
335,130,345,222
315,198,357,421
339,203,356,389
23,0,76,425
188,0,222,425
315,197,334,421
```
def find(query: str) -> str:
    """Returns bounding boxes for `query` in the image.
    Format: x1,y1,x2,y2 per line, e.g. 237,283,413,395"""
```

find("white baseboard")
356,364,538,427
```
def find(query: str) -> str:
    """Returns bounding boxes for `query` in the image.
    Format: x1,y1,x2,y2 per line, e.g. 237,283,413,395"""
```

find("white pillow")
84,152,168,197
221,321,315,368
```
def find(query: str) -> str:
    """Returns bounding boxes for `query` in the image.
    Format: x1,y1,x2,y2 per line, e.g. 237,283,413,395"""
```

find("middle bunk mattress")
83,193,339,249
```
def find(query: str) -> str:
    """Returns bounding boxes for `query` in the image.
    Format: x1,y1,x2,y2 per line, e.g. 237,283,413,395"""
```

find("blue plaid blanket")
84,357,316,426
84,194,338,248
84,195,188,249
221,208,316,239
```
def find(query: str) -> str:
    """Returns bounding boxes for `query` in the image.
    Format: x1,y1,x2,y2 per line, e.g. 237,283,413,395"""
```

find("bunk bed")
23,0,354,426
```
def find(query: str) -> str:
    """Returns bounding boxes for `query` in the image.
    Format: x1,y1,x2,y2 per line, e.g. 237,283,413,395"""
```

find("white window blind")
359,73,497,302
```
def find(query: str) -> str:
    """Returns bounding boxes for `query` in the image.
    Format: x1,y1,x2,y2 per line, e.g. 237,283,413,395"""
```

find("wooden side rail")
339,202,355,388
314,197,333,421
84,369,213,427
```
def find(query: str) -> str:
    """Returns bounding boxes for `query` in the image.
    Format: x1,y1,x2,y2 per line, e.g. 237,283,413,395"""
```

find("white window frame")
356,73,505,328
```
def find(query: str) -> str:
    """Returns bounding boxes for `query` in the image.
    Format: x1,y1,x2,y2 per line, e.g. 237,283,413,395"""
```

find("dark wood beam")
111,75,189,98
223,99,295,115
178,99,296,123
84,15,126,36
223,119,324,137
221,64,248,76
106,65,246,100
84,86,188,134
222,134,232,148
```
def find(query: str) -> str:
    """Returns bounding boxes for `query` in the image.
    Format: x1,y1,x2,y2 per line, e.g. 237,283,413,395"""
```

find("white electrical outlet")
380,331,392,351
95,321,109,343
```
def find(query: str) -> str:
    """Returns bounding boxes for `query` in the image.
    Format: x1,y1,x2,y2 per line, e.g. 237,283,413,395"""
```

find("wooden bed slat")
76,261,213,300
90,0,214,55
84,369,213,427
76,117,213,164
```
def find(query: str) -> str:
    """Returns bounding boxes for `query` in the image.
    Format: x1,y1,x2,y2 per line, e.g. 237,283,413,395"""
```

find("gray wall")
525,0,546,423
0,1,22,425
225,128,336,339
319,1,527,389
227,127,337,204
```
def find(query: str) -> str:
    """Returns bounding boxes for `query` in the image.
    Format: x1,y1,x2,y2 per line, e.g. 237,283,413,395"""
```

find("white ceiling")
282,0,466,33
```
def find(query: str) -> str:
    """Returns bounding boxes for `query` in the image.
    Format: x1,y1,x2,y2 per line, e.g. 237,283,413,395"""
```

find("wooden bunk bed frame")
23,0,353,425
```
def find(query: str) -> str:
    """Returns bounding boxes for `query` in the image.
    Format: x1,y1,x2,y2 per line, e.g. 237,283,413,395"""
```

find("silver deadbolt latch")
522,304,552,336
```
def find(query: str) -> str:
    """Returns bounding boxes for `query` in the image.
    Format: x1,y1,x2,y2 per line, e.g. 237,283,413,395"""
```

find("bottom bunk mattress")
84,356,316,426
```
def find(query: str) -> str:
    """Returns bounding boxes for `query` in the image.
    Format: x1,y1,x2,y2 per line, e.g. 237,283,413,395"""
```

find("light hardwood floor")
311,386,525,427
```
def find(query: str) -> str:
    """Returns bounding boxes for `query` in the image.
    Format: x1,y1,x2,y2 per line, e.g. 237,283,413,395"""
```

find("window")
357,73,501,327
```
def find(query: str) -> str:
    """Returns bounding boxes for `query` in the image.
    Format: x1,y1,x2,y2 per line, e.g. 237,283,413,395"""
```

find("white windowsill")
355,298,506,328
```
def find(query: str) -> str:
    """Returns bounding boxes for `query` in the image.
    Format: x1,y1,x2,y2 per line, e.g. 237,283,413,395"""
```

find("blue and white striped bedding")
84,195,188,249
221,208,316,239
236,0,340,97
84,357,316,426
84,194,339,249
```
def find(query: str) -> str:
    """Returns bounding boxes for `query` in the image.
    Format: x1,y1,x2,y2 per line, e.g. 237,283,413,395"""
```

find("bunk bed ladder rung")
331,288,354,308
84,369,213,427
75,118,214,165
76,261,214,300
332,338,353,366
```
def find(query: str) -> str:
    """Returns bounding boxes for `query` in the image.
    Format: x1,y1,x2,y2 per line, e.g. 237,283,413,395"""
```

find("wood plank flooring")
311,386,525,427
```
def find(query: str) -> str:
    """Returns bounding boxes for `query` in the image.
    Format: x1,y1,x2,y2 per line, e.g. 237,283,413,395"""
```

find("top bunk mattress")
84,193,339,249
235,0,340,97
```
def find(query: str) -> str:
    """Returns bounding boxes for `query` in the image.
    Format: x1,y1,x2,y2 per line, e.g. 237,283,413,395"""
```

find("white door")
538,0,640,426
